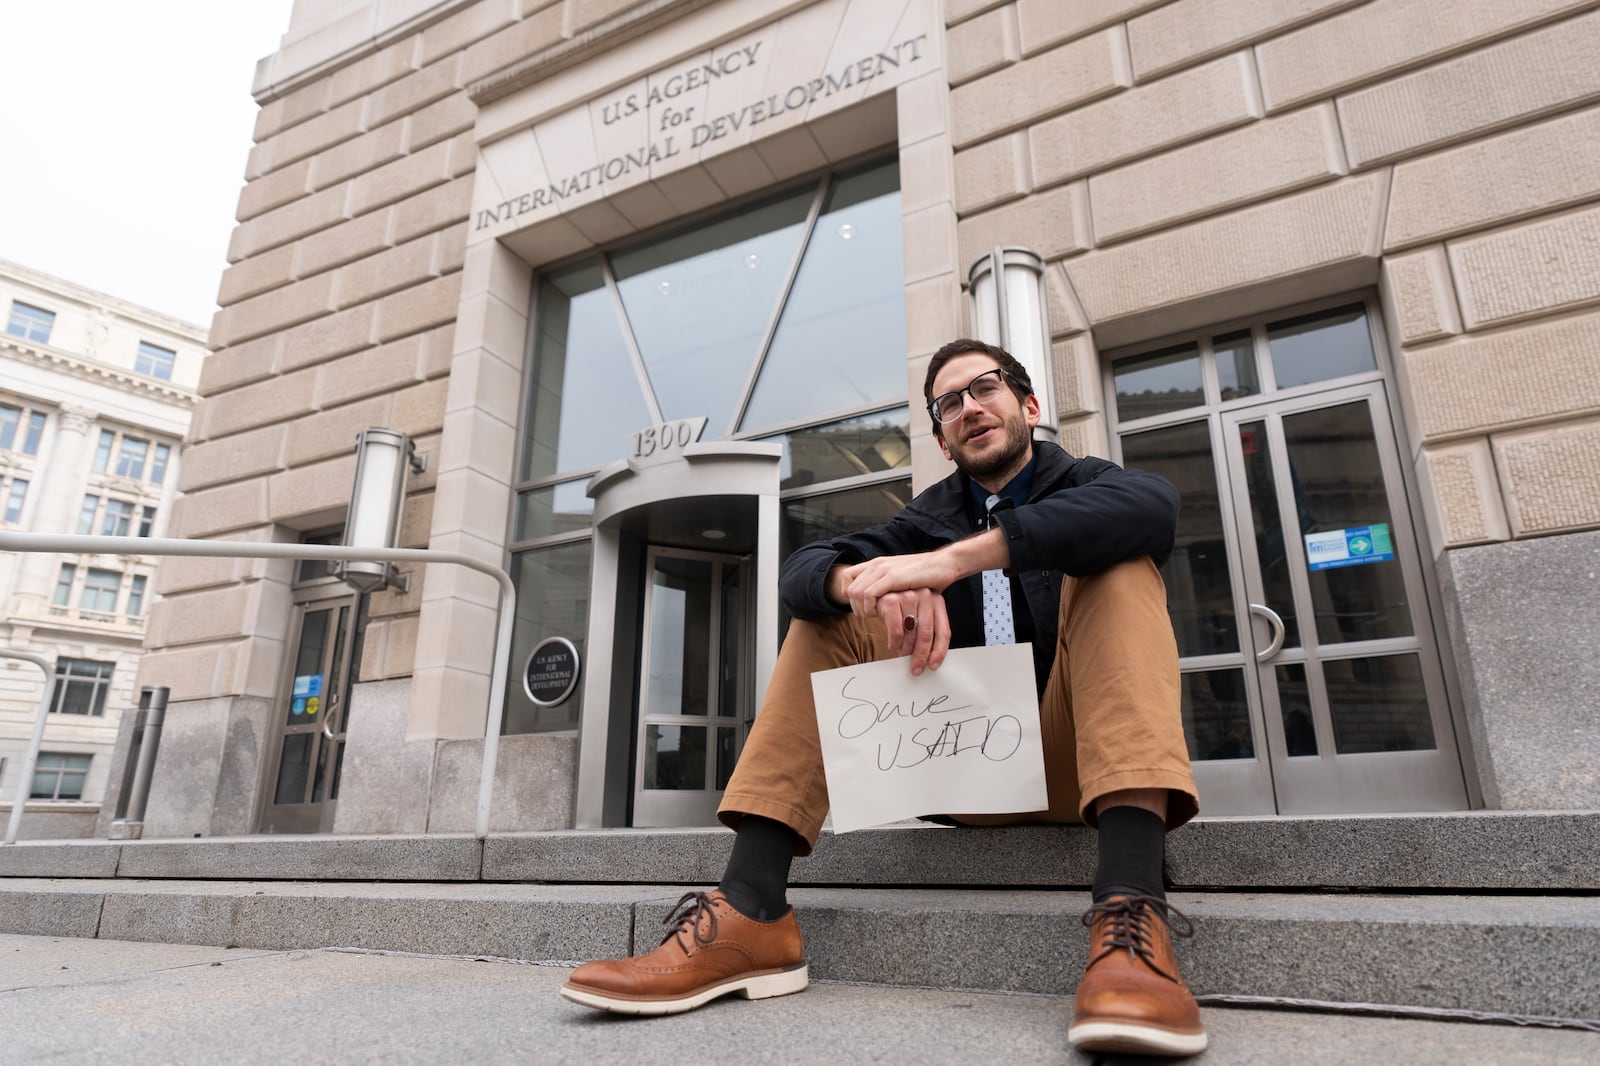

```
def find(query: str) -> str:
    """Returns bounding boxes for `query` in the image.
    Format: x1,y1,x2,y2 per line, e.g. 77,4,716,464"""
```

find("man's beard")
951,411,1032,480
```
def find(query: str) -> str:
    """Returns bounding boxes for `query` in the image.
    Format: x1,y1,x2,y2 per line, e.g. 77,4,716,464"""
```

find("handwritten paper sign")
811,644,1048,833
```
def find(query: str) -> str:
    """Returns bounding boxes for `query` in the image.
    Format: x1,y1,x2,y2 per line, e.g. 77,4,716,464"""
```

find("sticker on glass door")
1303,524,1393,570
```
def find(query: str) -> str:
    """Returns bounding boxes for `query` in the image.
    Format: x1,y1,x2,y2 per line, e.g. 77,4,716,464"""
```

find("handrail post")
2,650,56,845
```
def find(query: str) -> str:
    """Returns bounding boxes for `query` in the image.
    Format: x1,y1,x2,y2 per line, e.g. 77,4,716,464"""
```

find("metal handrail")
1,650,56,844
0,532,515,839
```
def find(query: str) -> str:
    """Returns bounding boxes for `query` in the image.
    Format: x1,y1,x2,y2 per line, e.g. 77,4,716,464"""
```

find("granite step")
2,811,1596,890
1,878,1596,1023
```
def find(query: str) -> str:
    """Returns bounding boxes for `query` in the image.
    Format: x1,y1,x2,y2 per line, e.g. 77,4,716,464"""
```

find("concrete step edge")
5,811,1594,889
1,880,1594,1021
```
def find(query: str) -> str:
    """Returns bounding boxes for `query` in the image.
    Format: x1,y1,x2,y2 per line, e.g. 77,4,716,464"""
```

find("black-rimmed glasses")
928,368,1011,424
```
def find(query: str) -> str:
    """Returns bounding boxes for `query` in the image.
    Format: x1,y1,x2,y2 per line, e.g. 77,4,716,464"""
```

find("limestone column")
12,403,98,612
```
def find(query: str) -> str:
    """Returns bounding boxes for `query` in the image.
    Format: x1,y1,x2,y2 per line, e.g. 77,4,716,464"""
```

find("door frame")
631,545,752,827
1104,291,1479,814
257,588,359,833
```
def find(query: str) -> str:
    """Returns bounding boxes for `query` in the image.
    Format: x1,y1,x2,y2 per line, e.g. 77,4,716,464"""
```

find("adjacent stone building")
121,0,1600,839
0,259,205,839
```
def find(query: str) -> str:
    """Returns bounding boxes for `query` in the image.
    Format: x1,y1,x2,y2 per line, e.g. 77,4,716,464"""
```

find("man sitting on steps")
561,338,1208,1057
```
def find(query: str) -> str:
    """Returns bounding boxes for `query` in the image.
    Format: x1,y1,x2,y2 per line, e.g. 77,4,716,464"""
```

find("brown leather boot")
560,890,807,1015
1067,894,1208,1057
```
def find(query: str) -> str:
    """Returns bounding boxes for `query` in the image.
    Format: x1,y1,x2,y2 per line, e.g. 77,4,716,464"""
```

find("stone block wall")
943,0,1600,554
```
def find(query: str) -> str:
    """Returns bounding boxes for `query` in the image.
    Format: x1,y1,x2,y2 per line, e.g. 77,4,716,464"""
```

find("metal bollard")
109,686,168,840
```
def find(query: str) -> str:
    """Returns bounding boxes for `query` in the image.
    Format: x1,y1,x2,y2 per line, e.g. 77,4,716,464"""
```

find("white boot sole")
1068,1019,1209,1057
560,964,809,1016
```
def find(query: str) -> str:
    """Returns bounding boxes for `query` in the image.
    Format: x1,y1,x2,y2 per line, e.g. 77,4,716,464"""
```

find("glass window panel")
51,659,113,717
7,302,55,343
116,437,149,478
80,568,121,613
1267,304,1376,389
1326,653,1435,754
136,342,177,381
3,478,25,523
522,262,655,481
1238,420,1302,648
718,564,742,722
1180,669,1253,761
32,754,90,800
1213,329,1259,401
505,540,592,734
741,163,908,431
24,411,46,454
615,187,815,432
1275,663,1318,757
128,575,147,616
1281,401,1412,644
760,407,911,491
646,557,713,717
0,404,17,449
1121,420,1238,656
716,726,738,790
53,564,76,606
644,725,707,790
780,479,913,559
151,443,170,484
93,430,114,473
513,479,594,542
274,734,313,804
102,499,134,536
138,506,157,537
289,609,330,725
77,495,98,535
1113,343,1203,420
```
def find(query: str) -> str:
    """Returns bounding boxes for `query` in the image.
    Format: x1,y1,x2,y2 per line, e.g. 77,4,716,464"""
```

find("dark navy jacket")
779,441,1180,696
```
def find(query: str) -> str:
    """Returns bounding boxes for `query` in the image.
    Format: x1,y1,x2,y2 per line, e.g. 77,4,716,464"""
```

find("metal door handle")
1248,603,1285,662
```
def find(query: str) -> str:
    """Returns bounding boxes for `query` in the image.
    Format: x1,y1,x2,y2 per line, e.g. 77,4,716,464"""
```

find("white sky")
0,1,297,328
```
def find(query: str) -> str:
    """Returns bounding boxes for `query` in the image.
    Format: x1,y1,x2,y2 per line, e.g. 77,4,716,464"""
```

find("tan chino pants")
718,556,1199,854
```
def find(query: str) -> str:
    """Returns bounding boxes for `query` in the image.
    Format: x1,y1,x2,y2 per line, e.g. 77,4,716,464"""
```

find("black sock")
718,815,799,921
1091,806,1168,903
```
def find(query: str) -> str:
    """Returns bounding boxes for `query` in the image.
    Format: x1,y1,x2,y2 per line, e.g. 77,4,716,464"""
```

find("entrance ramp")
2,812,1597,1027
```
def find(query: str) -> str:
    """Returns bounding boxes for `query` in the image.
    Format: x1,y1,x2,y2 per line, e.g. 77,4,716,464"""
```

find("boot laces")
660,890,720,952
1081,894,1195,979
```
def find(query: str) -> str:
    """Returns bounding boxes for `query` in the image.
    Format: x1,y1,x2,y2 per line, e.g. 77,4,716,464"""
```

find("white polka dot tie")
982,494,1015,647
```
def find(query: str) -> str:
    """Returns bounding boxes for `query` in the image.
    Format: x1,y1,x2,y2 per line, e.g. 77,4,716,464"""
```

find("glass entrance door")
260,595,357,833
1112,299,1468,815
633,548,750,827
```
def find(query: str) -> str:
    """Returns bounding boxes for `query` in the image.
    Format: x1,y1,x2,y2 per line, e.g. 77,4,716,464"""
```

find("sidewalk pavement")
1,934,1593,1065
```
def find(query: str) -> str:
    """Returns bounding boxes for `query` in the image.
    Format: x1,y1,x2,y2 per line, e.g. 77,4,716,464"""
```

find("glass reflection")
1214,329,1259,400
1113,343,1203,420
716,726,737,790
523,263,655,480
647,558,713,717
719,564,742,721
288,609,329,724
505,541,592,733
514,479,594,542
1326,654,1435,754
1180,669,1253,761
1275,663,1318,757
614,188,814,431
780,480,913,558
742,162,908,431
1267,304,1376,389
1281,401,1412,644
1238,419,1302,648
1120,421,1238,656
274,734,312,804
645,725,707,789
761,407,911,490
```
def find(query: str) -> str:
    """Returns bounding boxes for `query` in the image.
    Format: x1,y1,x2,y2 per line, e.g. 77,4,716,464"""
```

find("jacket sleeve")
779,514,936,620
991,455,1180,576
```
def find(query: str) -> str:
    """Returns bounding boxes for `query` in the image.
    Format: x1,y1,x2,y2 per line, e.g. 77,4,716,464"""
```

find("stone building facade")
0,259,204,839
123,0,1600,839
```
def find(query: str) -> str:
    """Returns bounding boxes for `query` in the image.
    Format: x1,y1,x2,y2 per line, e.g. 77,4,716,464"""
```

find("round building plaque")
524,637,581,706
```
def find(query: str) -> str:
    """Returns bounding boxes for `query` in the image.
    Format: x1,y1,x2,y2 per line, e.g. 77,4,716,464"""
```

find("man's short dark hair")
923,339,1034,437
